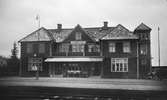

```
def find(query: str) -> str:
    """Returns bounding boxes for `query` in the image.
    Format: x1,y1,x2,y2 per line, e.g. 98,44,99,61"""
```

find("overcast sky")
0,0,167,66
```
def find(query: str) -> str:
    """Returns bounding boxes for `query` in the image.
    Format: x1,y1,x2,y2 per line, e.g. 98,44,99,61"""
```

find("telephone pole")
158,27,160,67
36,14,40,80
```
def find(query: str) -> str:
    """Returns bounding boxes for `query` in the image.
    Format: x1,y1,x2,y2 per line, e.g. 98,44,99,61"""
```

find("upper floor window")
39,43,45,53
123,42,130,53
140,44,147,55
27,43,33,53
111,58,128,72
59,43,69,52
139,33,149,40
72,44,84,52
75,32,82,40
109,42,115,53
88,44,100,52
28,58,42,71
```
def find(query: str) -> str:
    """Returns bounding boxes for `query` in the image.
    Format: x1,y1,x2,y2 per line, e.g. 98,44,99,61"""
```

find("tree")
11,42,18,59
7,42,20,76
0,56,7,76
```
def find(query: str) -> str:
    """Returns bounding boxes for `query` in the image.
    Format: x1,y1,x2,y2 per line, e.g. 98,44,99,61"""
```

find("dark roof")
19,27,53,42
48,28,73,42
19,23,147,43
48,27,114,42
101,24,138,40
135,23,151,31
85,27,115,41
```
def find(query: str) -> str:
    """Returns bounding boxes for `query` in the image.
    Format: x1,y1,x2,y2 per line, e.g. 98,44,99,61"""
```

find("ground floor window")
111,58,128,72
28,58,42,71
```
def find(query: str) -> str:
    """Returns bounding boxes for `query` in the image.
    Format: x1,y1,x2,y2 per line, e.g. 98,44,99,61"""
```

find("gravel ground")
0,77,167,91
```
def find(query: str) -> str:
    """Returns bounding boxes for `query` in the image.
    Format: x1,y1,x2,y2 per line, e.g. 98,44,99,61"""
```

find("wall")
101,39,138,78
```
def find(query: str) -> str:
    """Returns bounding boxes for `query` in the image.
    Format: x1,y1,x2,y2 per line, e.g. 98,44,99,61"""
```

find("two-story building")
19,22,151,79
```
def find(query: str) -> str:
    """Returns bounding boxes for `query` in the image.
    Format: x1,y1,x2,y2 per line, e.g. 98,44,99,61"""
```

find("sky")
0,0,167,66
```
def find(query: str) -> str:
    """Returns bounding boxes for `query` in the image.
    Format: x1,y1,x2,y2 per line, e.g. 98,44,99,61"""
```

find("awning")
45,57,103,62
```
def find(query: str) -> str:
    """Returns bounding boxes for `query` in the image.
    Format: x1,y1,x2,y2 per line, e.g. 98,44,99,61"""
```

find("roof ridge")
135,23,151,31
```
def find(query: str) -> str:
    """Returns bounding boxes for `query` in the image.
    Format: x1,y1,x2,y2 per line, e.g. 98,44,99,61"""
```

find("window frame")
72,44,84,52
140,44,147,55
88,44,100,52
111,58,128,72
75,32,82,40
109,42,116,53
123,42,131,53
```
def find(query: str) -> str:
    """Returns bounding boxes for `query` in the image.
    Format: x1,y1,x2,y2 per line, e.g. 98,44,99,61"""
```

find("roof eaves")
18,27,43,43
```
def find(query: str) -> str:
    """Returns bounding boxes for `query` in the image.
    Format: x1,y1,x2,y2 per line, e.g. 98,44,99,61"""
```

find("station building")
19,22,151,78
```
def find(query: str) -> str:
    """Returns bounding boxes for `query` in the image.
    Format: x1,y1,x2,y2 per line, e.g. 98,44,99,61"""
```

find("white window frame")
109,42,115,52
28,58,43,71
111,58,128,72
123,42,130,53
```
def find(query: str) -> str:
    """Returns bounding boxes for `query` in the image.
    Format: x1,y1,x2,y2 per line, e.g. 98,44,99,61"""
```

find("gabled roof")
48,25,114,42
48,28,73,42
19,23,142,43
135,23,151,31
63,24,97,42
85,27,115,41
101,24,138,40
19,27,53,42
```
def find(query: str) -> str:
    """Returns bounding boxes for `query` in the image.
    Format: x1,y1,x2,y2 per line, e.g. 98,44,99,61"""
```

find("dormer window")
75,32,82,40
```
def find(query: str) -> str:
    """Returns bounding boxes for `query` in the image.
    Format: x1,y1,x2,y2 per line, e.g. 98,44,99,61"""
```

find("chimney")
102,21,108,30
57,24,62,30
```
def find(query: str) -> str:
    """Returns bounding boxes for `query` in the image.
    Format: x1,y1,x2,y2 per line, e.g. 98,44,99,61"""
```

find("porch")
45,57,103,78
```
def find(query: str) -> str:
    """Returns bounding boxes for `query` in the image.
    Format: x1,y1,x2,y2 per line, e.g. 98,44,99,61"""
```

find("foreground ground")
0,77,167,91
0,77,167,100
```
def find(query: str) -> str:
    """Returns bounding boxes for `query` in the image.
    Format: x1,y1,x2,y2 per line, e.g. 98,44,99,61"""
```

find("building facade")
19,22,151,79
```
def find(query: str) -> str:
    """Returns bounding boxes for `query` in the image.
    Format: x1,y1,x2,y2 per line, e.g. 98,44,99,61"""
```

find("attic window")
75,32,82,40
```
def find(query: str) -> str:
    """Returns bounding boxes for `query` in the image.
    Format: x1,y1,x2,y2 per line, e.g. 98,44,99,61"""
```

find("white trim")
45,57,103,62
111,58,128,72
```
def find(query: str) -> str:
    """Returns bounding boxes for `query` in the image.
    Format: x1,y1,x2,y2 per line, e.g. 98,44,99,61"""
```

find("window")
59,43,69,52
111,58,128,72
27,43,33,53
72,44,84,52
109,42,115,52
39,43,45,53
28,58,42,71
75,32,82,40
140,44,147,55
88,44,100,52
123,42,130,53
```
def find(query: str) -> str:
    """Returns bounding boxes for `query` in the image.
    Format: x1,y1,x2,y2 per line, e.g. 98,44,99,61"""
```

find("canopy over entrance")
45,57,103,62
